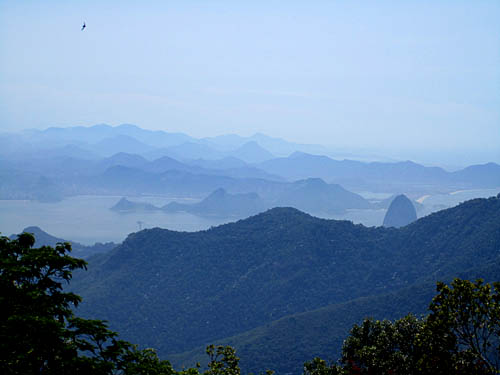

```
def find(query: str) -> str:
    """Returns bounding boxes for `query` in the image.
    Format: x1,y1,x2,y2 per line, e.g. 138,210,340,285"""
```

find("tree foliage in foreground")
0,233,242,375
1,231,499,374
304,279,500,375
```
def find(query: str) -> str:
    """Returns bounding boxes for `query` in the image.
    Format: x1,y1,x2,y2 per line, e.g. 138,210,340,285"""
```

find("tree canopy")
304,279,500,375
0,233,241,375
1,230,499,374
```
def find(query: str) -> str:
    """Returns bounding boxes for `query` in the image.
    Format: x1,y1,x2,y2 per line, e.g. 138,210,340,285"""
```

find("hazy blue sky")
1,1,499,164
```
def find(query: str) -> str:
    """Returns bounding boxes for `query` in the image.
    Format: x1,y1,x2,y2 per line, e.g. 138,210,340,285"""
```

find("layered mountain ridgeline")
0,124,325,161
9,226,116,258
162,189,268,217
111,190,267,217
71,196,500,373
257,152,500,193
3,150,498,202
109,179,372,217
382,194,418,228
2,124,500,203
150,140,276,164
0,152,289,204
275,178,371,214
85,166,287,198
0,151,283,201
1,124,278,164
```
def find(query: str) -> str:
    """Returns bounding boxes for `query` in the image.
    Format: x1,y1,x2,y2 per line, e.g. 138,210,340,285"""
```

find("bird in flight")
81,22,86,31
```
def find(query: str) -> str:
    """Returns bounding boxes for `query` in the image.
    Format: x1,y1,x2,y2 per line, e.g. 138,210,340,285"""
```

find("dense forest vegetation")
0,233,242,374
1,233,499,374
67,196,500,373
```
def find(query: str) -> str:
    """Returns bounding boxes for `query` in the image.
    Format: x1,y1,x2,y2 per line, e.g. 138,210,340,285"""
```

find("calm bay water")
1,188,498,245
0,195,238,245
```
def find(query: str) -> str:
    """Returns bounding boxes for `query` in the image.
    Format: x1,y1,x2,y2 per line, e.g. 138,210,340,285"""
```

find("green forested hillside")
71,196,500,373
169,257,500,374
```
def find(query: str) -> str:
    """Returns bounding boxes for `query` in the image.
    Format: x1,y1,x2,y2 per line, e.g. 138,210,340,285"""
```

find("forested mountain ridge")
71,196,500,372
170,256,500,374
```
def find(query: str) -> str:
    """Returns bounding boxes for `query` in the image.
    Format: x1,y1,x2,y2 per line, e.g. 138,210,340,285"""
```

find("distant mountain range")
162,189,267,216
71,195,500,373
2,124,282,163
110,177,373,217
1,124,498,210
4,124,499,372
257,152,500,192
275,178,372,214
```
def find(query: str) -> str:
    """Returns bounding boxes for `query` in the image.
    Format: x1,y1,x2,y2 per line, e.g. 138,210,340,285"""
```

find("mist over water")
0,195,235,245
2,188,498,245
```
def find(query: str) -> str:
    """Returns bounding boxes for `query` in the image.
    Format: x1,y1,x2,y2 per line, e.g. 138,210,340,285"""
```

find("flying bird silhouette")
81,22,86,31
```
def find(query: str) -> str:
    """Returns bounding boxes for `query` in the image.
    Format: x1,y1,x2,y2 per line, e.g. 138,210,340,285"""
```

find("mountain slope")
71,196,500,362
170,257,500,374
163,188,268,216
258,152,500,192
383,194,417,228
276,178,371,214
110,198,159,212
229,141,275,163
25,123,193,148
451,162,500,187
